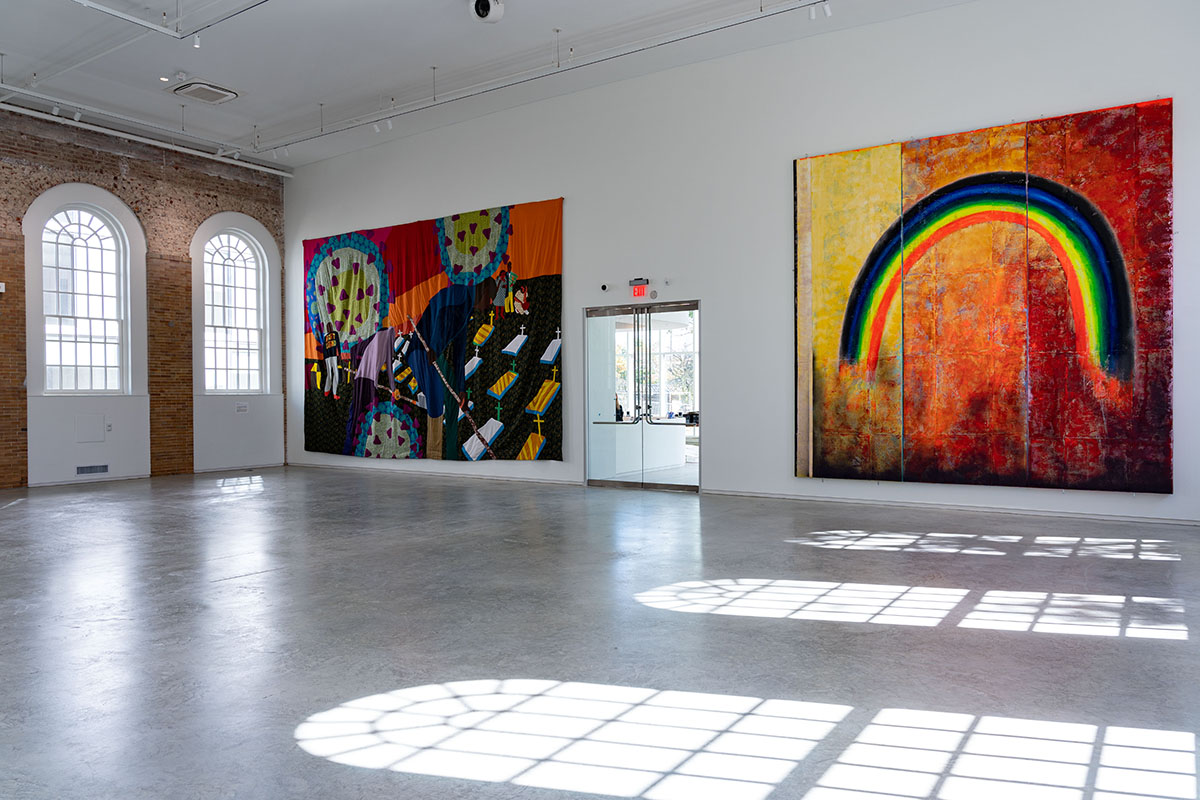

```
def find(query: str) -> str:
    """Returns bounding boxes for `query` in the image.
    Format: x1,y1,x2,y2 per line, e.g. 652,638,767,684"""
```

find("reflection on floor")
803,708,1196,800
296,679,851,800
298,682,1198,800
635,580,1189,639
635,579,967,626
610,462,700,486
787,530,1182,561
960,592,1187,639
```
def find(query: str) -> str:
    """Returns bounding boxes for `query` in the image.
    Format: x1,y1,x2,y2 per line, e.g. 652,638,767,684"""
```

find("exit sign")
631,285,646,298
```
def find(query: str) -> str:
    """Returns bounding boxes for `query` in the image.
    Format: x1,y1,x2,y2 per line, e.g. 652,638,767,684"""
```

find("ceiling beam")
68,0,274,39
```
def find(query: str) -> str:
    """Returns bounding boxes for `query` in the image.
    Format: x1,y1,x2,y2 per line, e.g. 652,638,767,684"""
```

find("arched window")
203,231,264,392
41,207,127,392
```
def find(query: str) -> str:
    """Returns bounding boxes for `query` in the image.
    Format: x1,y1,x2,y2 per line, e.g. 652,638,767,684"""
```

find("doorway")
586,301,699,491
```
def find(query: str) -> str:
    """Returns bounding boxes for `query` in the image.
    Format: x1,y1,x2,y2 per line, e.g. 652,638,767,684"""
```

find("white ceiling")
0,0,979,171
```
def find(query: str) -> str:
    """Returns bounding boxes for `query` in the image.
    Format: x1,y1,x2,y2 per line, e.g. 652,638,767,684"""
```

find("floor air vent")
173,81,239,104
76,465,109,475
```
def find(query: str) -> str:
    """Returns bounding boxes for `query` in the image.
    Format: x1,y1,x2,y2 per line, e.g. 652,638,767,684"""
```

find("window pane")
202,232,265,393
42,209,126,393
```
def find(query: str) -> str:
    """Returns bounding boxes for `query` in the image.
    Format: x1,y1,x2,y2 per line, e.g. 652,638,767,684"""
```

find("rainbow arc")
840,171,1133,380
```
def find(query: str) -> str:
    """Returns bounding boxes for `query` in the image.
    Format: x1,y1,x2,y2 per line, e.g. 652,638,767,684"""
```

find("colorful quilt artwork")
795,100,1172,492
304,198,563,461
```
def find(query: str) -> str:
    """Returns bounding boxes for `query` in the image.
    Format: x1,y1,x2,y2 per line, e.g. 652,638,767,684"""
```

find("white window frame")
23,184,147,398
39,205,129,394
190,213,281,397
201,230,267,394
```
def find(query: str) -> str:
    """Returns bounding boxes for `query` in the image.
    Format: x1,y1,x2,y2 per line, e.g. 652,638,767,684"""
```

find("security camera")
471,0,504,22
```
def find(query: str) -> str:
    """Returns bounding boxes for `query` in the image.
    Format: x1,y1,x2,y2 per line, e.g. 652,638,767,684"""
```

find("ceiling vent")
173,81,239,104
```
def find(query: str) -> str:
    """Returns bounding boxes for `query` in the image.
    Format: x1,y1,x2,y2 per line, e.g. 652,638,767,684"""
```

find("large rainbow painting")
796,100,1172,493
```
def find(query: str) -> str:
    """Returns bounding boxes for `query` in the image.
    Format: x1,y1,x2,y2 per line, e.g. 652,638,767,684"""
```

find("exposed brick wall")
0,236,27,488
0,109,285,488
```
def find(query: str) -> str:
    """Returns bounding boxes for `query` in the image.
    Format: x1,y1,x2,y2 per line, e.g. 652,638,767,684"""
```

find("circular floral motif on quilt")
354,401,422,459
306,234,389,348
435,206,511,286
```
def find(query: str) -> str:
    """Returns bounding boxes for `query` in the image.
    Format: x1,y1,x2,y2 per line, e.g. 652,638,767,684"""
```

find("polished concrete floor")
2,466,1198,799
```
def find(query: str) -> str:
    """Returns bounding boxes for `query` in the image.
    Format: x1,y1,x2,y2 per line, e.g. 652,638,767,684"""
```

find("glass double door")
586,301,699,491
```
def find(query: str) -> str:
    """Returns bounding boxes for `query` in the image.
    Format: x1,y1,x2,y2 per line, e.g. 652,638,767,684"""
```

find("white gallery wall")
285,0,1200,520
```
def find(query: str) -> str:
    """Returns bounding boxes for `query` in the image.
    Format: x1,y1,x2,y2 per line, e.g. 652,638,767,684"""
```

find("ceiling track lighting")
386,119,393,131
73,110,82,122
193,34,200,48
372,122,380,134
51,105,60,116
823,1,832,17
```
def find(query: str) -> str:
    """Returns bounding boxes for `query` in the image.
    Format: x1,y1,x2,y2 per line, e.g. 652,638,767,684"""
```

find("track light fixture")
809,4,816,20
51,105,60,115
73,110,81,122
373,123,380,134
193,34,200,48
823,1,832,17
386,119,393,131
